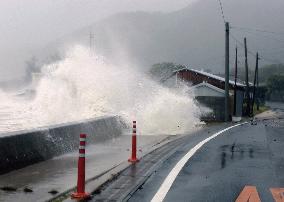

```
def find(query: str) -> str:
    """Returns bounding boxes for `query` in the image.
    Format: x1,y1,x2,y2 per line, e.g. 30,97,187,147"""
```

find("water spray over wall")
0,46,202,135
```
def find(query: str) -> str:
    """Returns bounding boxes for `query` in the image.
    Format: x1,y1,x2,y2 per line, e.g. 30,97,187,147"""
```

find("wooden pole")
244,38,250,116
225,22,230,121
234,46,238,116
251,52,259,115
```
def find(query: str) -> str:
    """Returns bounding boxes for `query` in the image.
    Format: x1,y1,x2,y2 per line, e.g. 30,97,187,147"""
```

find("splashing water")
0,46,203,135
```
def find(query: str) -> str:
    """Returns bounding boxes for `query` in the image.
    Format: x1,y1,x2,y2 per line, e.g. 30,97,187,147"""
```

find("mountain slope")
39,0,284,73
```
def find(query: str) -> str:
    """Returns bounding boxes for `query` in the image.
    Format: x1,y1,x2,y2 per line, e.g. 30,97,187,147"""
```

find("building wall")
176,69,245,121
197,95,235,121
235,90,244,117
194,85,225,97
196,96,226,121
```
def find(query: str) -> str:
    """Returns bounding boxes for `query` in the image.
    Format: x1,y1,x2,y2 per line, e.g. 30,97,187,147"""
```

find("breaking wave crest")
0,46,203,135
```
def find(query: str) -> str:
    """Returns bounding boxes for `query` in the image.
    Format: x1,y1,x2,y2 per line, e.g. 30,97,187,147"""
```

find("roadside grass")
253,104,270,116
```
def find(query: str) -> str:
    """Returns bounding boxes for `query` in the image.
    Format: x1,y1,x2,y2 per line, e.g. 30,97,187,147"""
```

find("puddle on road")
221,152,226,169
220,144,255,169
0,186,17,192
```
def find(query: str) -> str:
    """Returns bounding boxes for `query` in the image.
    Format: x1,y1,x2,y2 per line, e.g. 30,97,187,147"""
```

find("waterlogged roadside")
0,134,173,202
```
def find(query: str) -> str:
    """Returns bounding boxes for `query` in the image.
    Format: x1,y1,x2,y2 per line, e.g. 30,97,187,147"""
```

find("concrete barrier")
0,116,126,175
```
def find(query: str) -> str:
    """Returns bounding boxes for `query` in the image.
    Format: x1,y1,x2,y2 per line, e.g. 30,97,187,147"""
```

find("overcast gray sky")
0,0,197,81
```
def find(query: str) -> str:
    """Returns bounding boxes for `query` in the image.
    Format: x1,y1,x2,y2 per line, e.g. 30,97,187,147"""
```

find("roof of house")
173,68,248,87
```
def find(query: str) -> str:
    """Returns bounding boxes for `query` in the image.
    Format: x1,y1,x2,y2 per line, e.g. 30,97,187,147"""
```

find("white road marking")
151,122,247,202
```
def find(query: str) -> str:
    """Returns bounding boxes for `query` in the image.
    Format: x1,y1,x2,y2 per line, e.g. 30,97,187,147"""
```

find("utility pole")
244,38,250,116
233,46,238,117
225,22,230,122
251,52,259,115
89,30,94,56
256,58,260,111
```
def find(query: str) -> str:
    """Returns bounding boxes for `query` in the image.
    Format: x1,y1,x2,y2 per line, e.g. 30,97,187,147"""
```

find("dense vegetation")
259,64,284,83
149,62,185,82
267,75,284,92
232,64,284,84
239,64,284,101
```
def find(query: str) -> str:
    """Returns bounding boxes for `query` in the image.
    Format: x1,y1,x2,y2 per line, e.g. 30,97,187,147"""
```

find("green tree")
267,75,284,93
149,62,185,82
259,64,284,83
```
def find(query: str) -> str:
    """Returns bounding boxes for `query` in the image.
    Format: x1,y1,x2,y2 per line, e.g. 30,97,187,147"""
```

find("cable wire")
230,33,256,57
231,28,284,43
216,0,226,24
231,25,284,36
229,33,282,64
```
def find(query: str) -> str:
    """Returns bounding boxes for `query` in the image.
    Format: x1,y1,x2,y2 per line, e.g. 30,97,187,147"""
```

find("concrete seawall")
0,116,126,175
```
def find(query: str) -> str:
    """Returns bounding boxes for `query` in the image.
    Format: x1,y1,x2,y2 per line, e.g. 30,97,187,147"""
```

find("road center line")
151,122,248,202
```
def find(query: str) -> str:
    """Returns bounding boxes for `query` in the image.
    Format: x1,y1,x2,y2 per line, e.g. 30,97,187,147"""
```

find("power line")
214,2,283,66
230,25,284,36
259,56,282,64
230,33,244,47
216,0,226,24
231,28,284,43
89,30,95,55
229,33,256,57
251,45,284,55
229,33,283,64
261,49,284,54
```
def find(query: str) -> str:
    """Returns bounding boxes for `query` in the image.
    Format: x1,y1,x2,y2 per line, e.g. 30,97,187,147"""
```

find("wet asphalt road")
127,106,284,202
91,124,228,202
